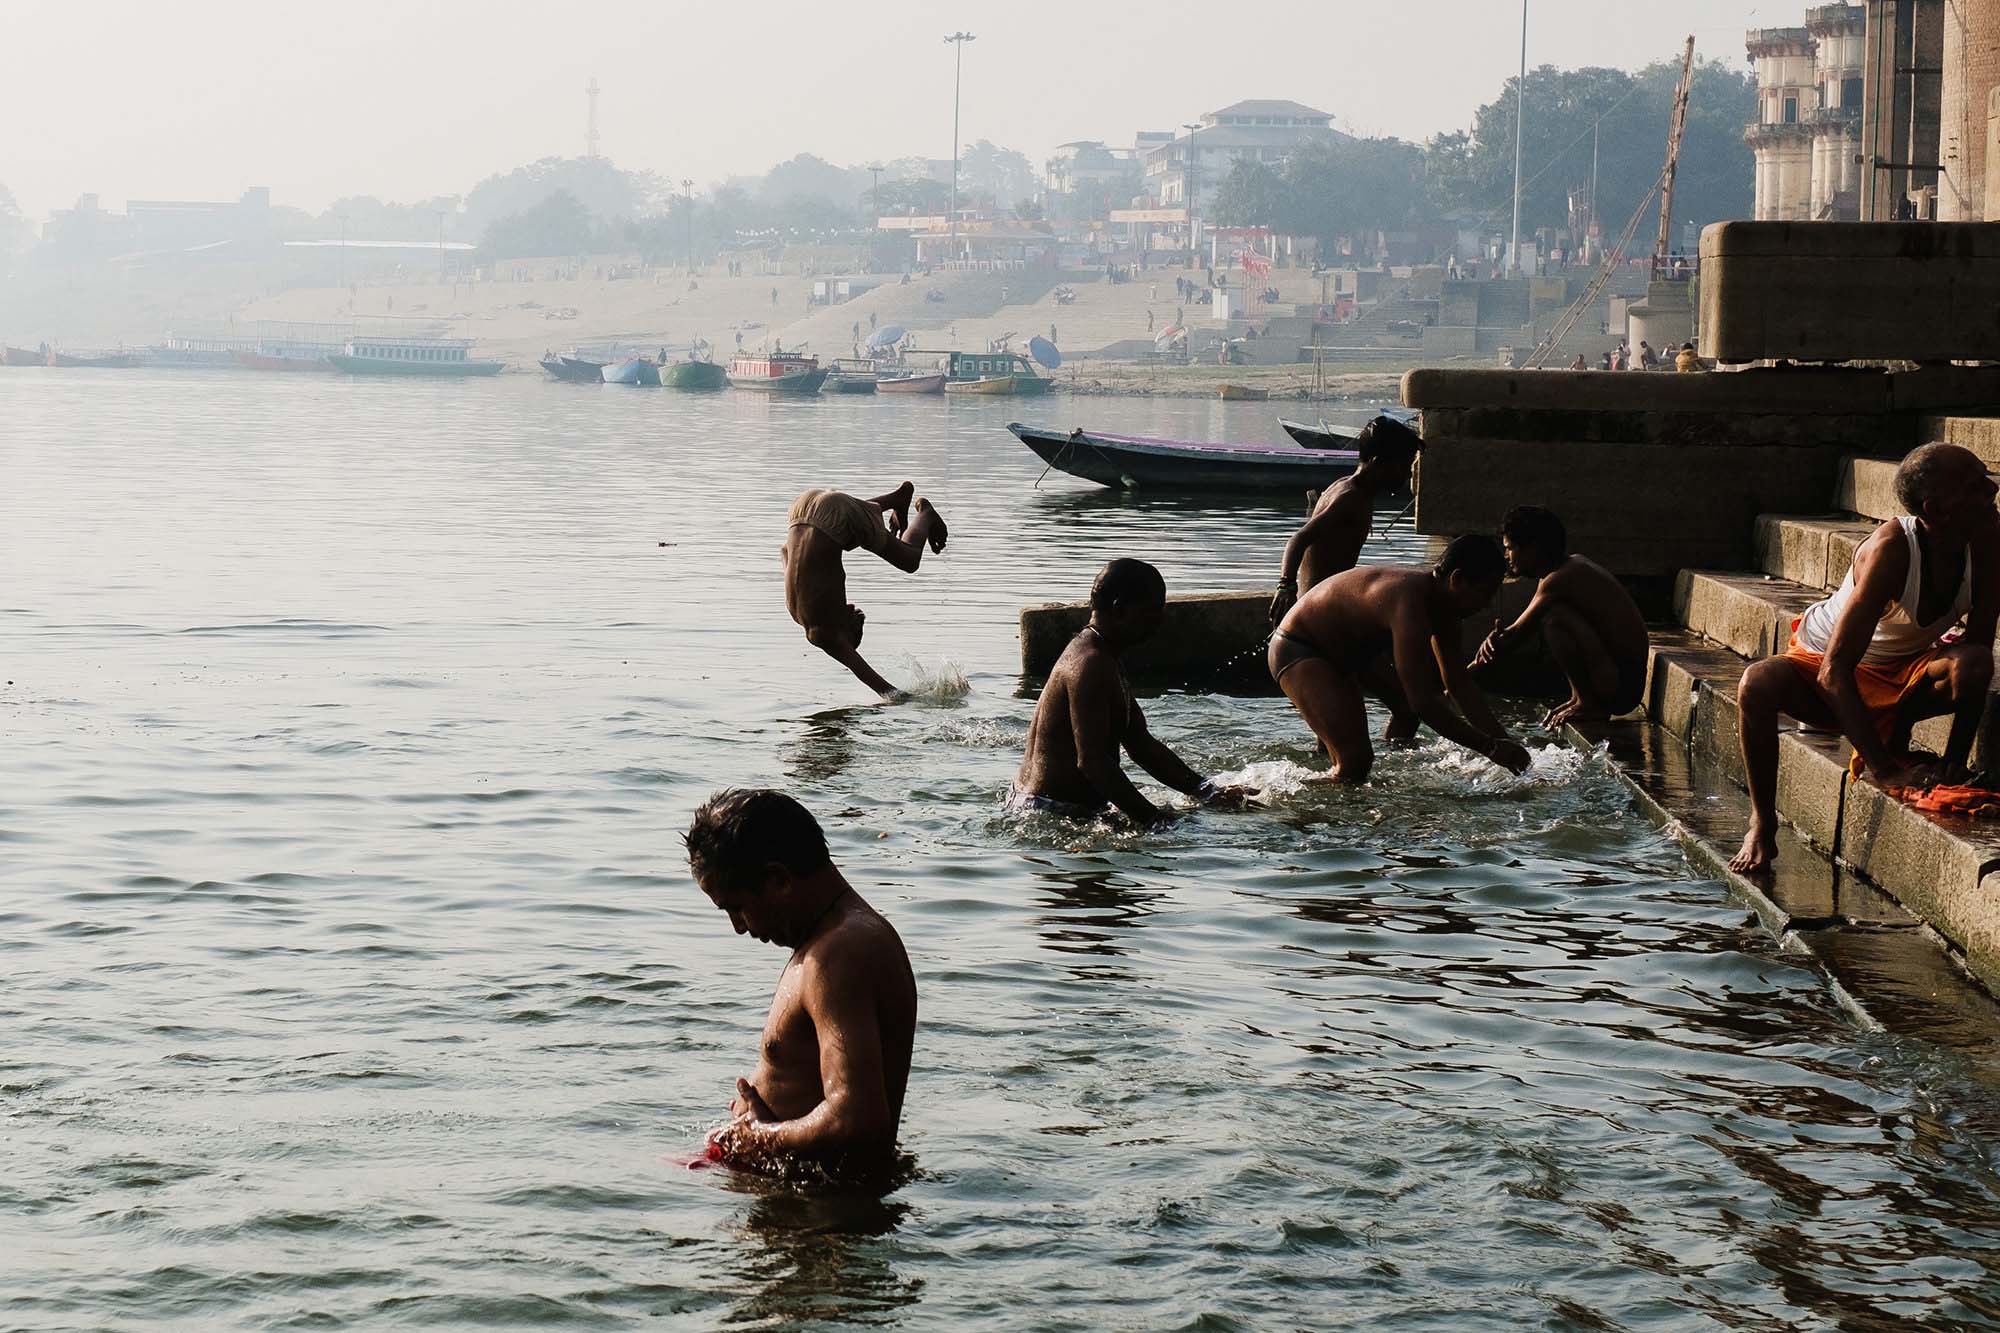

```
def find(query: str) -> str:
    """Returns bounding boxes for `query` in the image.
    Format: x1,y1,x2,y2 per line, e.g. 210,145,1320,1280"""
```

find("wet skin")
1473,546,1650,728
702,868,917,1172
1267,451,1416,627
781,482,946,698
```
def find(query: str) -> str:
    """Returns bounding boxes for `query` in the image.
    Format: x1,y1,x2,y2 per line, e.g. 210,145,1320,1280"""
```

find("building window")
1783,96,1798,123
1842,75,1861,109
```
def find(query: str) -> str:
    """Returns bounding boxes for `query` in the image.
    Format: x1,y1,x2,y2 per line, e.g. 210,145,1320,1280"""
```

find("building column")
1939,0,2000,220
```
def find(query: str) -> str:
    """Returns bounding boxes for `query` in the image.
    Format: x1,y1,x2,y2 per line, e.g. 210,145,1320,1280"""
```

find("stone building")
1746,5,1865,221
1142,100,1343,217
1938,0,2000,219
1859,0,1943,219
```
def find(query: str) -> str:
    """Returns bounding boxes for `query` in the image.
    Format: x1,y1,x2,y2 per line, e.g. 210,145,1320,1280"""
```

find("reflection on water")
3,373,2000,1327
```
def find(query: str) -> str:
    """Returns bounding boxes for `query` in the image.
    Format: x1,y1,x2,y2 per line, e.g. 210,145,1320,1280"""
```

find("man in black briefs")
1269,536,1531,783
1015,558,1251,824
1267,415,1422,625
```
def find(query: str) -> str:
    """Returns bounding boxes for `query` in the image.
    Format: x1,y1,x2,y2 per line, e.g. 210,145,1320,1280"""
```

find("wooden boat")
822,358,879,394
541,353,608,383
236,348,337,372
728,351,828,394
603,357,662,387
3,346,46,366
48,350,140,368
1008,422,1357,491
1279,418,1365,450
943,350,1054,396
876,371,946,395
328,336,503,377
1218,383,1269,401
662,359,727,390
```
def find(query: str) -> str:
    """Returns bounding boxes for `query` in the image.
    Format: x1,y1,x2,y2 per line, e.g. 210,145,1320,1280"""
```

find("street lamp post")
1182,121,1201,263
682,178,694,273
945,31,975,267
1509,0,1527,275
868,163,883,229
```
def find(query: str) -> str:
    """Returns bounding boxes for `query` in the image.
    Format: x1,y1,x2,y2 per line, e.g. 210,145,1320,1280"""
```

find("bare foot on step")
1729,820,1777,874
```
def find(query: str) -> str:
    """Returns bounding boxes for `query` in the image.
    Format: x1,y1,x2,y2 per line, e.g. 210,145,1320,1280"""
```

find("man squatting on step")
1472,505,1650,729
688,788,917,1173
1269,536,1532,783
1014,558,1252,825
1731,443,2000,873
782,481,947,698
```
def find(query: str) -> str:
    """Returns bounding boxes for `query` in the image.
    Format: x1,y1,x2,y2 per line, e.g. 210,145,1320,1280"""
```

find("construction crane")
1527,36,1696,367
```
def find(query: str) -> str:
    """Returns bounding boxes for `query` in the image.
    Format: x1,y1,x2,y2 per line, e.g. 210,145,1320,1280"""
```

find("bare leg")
806,618,898,698
1730,657,1836,873
1909,642,1997,779
877,497,948,573
866,481,914,536
1541,603,1622,727
1280,658,1373,783
1358,652,1418,742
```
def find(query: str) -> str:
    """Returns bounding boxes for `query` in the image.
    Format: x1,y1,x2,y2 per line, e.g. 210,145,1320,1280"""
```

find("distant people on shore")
1268,416,1423,626
1269,538,1531,784
1472,506,1650,729
782,481,948,699
1675,342,1701,372
1014,559,1251,825
1729,443,1999,873
687,789,916,1175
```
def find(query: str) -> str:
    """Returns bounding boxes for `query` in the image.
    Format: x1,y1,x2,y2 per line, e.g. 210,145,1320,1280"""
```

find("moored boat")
541,352,608,383
823,359,880,394
603,357,662,387
727,351,827,394
236,347,338,372
876,371,946,395
1278,418,1366,450
48,350,140,368
943,350,1054,396
662,358,727,390
1008,422,1357,491
3,345,47,366
328,336,503,377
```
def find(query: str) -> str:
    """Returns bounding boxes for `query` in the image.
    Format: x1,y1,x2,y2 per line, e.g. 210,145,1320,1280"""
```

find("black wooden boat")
1278,418,1363,450
540,353,608,383
1008,423,1358,491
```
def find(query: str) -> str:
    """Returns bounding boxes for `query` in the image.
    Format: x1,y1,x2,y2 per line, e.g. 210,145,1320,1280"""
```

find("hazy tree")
960,141,1037,210
0,183,32,256
479,189,596,259
761,154,863,208
465,157,640,237
865,177,951,218
1211,158,1288,227
1279,137,1426,246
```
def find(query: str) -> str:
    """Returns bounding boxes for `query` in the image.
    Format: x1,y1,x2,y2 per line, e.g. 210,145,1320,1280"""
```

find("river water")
5,370,2000,1329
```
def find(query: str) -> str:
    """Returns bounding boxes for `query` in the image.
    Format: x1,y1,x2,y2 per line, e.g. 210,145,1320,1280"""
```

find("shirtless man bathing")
1730,443,1999,873
687,788,917,1174
1472,505,1650,729
1268,415,1423,624
783,481,948,697
1015,558,1251,825
1269,536,1532,783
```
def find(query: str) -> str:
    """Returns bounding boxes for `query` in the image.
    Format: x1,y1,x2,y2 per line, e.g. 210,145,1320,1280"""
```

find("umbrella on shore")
1027,335,1061,369
866,325,906,350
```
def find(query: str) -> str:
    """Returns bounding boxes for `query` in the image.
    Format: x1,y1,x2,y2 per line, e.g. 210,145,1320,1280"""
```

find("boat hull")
1278,418,1364,450
236,350,337,372
875,372,946,395
662,360,727,390
1008,423,1358,491
541,355,607,383
328,354,504,377
48,352,139,368
945,374,1055,396
823,374,878,394
3,346,46,366
728,368,829,393
603,358,662,386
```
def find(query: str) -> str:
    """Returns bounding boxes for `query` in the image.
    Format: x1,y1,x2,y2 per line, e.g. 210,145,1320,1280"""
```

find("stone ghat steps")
1565,713,2000,1053
1922,414,2000,467
1651,575,2000,993
1840,448,2000,524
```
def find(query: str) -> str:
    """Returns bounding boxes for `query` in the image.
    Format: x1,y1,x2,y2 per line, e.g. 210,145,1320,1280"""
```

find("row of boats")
3,335,502,377
542,348,1058,397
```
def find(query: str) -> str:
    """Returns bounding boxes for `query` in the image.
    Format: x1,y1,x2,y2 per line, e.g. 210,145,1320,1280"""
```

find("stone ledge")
1837,456,1904,522
1752,515,1876,590
1672,569,1823,659
1921,414,2000,467
1018,591,1275,691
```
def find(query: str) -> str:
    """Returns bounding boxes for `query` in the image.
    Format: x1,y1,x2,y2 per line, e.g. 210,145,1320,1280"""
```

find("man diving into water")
1729,443,1998,873
782,481,948,697
1269,535,1532,783
1015,558,1251,824
687,788,917,1174
1472,505,1650,729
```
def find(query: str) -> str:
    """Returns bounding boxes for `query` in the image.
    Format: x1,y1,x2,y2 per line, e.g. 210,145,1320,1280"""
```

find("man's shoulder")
802,903,910,986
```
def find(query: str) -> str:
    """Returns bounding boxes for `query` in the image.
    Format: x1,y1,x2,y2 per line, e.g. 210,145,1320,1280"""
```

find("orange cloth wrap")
1778,623,1940,774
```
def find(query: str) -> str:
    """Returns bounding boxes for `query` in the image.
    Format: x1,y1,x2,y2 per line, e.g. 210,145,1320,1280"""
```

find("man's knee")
803,623,846,654
1947,650,1995,702
1737,657,1790,711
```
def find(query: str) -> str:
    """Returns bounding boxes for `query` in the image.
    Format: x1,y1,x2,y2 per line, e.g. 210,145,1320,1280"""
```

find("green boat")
329,336,503,377
662,358,726,390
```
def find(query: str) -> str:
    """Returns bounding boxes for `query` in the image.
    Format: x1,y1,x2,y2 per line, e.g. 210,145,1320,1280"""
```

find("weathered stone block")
1752,515,1877,590
1775,730,1849,851
1921,413,2000,467
1700,220,2000,363
1675,571,1818,659
1841,780,2000,991
1838,455,1905,521
1019,591,1274,691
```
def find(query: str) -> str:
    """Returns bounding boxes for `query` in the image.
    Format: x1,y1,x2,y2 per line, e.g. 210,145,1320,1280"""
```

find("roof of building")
1206,99,1332,122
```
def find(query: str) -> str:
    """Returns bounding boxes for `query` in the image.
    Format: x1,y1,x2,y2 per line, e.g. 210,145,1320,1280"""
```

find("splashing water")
898,658,971,703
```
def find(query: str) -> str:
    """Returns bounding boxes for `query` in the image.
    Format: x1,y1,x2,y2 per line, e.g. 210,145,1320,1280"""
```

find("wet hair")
1356,415,1423,467
684,788,831,891
1500,505,1567,559
1895,442,1974,513
1434,534,1507,584
1090,558,1166,611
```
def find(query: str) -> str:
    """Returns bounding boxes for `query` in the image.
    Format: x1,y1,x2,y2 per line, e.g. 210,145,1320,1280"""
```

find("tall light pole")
945,31,975,267
1509,0,1527,275
681,178,694,273
1182,121,1201,261
868,162,883,228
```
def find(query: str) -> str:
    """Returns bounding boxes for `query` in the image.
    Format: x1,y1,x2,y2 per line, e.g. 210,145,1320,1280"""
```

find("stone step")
1644,620,2000,995
1836,454,1903,522
1672,569,1822,659
1752,514,1875,591
1921,413,2000,468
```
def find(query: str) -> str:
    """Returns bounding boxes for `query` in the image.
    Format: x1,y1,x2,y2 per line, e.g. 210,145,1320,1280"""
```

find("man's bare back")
1296,478,1372,591
1015,629,1131,812
781,482,946,698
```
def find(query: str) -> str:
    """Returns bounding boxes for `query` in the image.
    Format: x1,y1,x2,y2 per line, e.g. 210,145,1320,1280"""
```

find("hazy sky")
1,0,1772,220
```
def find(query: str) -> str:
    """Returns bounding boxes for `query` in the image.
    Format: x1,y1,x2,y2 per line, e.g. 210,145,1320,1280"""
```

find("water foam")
897,658,971,704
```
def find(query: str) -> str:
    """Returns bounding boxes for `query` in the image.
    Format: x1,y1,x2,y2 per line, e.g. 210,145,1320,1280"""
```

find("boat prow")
1008,422,1358,491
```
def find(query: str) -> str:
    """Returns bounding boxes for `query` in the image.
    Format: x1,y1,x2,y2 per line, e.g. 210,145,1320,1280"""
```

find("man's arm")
1122,697,1209,797
1818,530,1908,776
1270,501,1368,624
1390,592,1529,772
1432,615,1510,740
1069,658,1168,824
713,957,893,1165
1473,570,1562,667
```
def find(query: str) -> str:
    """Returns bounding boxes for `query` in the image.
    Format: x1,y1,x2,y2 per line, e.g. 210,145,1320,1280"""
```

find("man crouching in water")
1014,558,1251,825
687,788,917,1174
783,481,948,698
1269,535,1532,782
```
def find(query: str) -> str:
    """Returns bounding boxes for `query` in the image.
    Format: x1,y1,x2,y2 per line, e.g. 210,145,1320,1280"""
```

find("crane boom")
1654,36,1696,271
